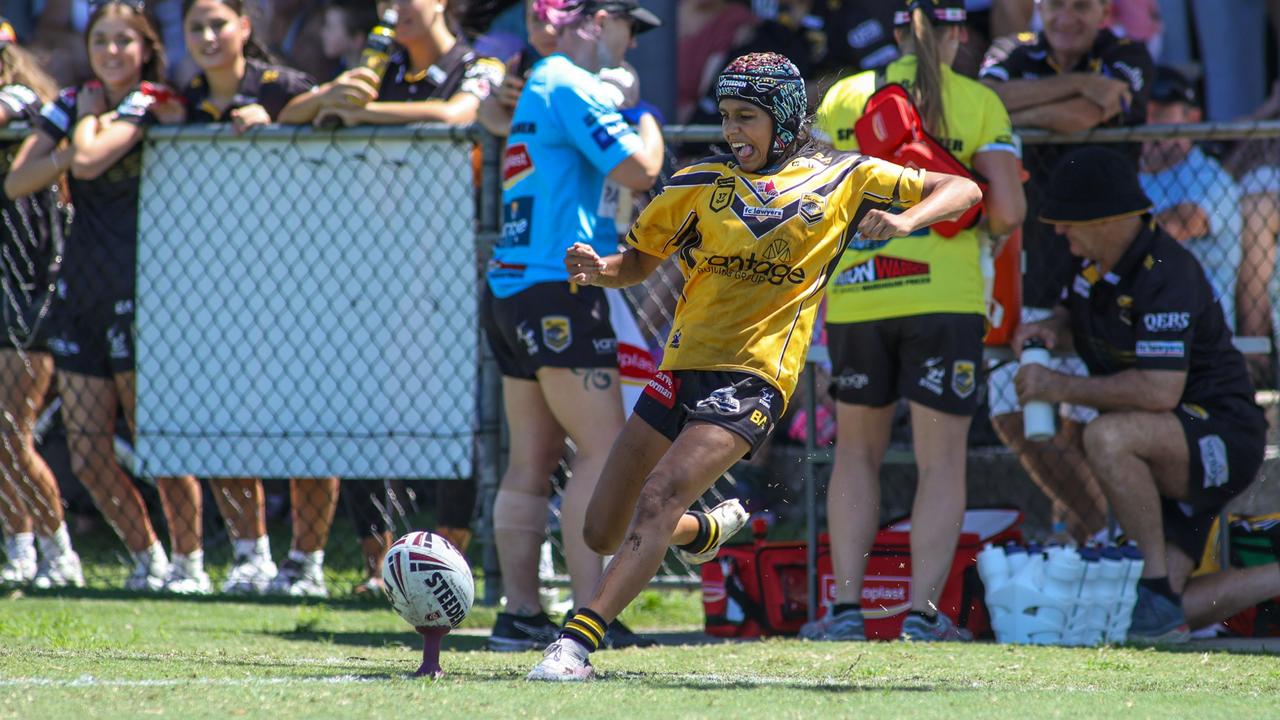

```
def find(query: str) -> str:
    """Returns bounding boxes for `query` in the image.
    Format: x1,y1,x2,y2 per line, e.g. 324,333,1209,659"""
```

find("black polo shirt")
377,43,503,104
183,58,315,122
1063,221,1256,410
981,29,1154,309
35,85,154,305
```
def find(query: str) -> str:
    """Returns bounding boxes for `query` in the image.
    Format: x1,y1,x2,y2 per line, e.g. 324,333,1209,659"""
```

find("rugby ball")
382,531,475,630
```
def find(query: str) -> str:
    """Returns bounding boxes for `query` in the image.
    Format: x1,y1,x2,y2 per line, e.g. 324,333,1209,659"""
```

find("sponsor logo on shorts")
502,142,534,190
107,327,129,360
1180,403,1209,420
46,337,79,356
952,360,976,399
541,315,571,354
516,321,538,356
919,357,944,396
758,387,775,409
1199,434,1229,489
834,255,929,289
697,385,741,414
1142,312,1191,333
644,370,677,409
748,409,768,428
592,337,617,355
710,177,735,212
834,371,870,390
1136,340,1185,358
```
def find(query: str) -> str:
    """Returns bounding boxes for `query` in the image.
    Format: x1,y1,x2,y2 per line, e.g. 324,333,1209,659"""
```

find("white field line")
0,674,391,688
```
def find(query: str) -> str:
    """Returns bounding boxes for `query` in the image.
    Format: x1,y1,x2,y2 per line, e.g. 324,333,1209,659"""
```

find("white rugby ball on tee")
382,531,475,630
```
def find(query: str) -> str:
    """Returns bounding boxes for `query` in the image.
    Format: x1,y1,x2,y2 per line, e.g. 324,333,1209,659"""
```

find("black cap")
894,0,966,26
1039,147,1152,226
581,0,662,32
1151,65,1199,107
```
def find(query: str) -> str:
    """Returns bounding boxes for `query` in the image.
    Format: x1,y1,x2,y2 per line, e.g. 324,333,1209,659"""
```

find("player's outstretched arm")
565,242,663,288
858,172,982,241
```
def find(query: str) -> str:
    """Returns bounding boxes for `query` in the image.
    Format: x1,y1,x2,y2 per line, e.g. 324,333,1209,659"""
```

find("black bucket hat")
1039,147,1152,226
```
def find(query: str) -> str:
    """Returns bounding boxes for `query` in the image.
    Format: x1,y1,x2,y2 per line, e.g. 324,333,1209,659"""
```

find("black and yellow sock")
677,511,720,556
560,608,607,653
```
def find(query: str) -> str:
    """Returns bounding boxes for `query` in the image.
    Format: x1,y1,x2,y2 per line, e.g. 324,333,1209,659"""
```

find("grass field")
2,589,1279,720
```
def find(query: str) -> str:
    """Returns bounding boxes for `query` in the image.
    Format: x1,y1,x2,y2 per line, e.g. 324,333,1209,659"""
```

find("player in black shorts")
8,0,197,593
1014,147,1276,643
0,20,83,589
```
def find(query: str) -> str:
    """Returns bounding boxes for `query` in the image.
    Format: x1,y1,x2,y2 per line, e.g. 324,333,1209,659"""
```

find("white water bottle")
1021,339,1056,441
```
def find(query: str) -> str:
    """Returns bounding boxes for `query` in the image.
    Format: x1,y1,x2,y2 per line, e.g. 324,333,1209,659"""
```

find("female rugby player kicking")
526,51,981,681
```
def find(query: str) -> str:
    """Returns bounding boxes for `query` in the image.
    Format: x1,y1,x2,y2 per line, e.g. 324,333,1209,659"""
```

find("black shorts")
1,284,56,353
633,369,783,460
482,282,616,380
826,313,985,416
1162,399,1267,560
49,295,135,378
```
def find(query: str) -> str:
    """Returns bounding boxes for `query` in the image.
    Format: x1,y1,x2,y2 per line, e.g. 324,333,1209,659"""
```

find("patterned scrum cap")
714,52,808,159
893,0,966,27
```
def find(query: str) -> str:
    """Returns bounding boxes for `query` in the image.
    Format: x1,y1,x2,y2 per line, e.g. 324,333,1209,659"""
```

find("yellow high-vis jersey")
817,55,1016,323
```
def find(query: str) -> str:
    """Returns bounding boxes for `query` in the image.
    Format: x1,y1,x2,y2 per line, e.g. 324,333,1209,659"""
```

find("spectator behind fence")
0,19,84,590
263,0,338,82
1014,146,1276,642
527,52,982,682
481,0,665,652
5,0,199,593
801,0,1025,643
318,0,378,73
298,0,505,128
979,0,1151,542
1226,81,1280,382
179,0,345,599
1139,66,1241,330
675,0,755,124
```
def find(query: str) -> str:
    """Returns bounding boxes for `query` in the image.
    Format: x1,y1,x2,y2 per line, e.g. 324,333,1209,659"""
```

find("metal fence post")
475,128,505,605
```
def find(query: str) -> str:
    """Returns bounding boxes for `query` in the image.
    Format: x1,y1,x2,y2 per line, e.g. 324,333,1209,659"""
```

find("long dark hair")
85,0,168,84
181,0,278,63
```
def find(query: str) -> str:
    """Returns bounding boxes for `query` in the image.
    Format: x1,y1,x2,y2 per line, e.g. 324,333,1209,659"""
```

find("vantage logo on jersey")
834,255,930,288
502,142,534,190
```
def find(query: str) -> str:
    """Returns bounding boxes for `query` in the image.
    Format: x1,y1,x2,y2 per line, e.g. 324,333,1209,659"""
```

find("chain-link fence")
2,120,1278,604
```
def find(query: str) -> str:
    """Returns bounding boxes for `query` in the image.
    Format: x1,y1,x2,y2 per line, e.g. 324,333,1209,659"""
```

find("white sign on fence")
135,130,476,479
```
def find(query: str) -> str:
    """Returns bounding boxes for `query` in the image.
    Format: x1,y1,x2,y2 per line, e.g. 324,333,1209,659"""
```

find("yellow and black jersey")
816,54,1015,323
626,148,923,406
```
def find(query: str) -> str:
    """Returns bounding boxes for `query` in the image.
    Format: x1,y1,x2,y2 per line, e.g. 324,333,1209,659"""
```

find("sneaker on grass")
222,553,278,595
487,611,560,652
1126,584,1190,644
32,552,84,589
900,612,972,642
526,638,595,681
